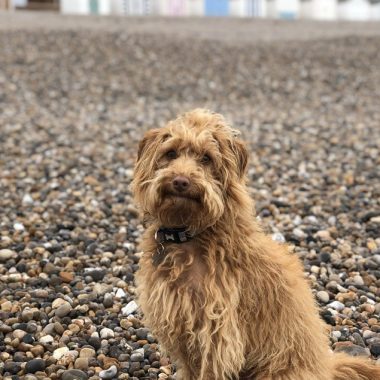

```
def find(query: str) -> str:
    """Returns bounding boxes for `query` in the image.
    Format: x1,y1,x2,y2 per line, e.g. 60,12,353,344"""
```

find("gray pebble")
61,369,89,380
99,365,118,379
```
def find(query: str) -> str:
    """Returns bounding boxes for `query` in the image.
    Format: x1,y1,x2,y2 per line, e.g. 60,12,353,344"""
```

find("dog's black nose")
173,176,190,192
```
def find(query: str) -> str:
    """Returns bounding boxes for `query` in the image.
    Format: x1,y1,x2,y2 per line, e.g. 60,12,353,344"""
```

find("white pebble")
271,232,285,243
53,347,69,360
115,288,126,298
327,301,345,312
39,335,54,344
13,222,25,231
100,327,114,339
122,300,138,316
293,228,306,239
22,194,34,205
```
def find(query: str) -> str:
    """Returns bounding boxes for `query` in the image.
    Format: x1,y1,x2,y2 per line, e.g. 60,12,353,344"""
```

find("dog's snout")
173,176,190,192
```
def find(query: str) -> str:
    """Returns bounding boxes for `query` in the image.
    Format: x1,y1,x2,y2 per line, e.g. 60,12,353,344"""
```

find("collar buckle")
155,227,192,244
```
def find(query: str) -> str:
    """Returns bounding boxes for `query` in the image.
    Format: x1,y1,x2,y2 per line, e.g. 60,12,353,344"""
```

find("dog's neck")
150,226,194,266
155,226,194,244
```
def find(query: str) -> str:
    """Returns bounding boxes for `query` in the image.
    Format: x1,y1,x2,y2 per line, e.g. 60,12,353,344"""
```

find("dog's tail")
332,353,380,380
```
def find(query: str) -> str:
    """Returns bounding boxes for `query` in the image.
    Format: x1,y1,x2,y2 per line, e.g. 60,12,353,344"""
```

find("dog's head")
132,109,248,232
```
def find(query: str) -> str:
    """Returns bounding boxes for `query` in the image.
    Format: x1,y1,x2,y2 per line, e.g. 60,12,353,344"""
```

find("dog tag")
152,242,165,266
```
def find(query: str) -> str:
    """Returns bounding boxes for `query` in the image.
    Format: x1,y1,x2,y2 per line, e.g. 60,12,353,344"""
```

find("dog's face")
132,109,248,232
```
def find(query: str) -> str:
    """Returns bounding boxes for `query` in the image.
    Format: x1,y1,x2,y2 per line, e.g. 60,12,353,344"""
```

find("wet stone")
25,359,46,374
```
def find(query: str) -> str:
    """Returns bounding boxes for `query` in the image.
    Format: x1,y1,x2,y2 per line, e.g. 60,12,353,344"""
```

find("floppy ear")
137,128,161,162
229,137,248,179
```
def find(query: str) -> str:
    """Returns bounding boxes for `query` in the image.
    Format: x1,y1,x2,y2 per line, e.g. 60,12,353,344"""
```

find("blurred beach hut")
370,0,380,20
89,0,111,14
0,0,6,8
204,0,229,16
187,0,203,15
61,0,89,14
61,0,111,14
156,0,187,16
0,0,13,9
266,0,300,19
229,0,267,17
337,0,371,20
300,0,336,20
110,0,152,15
11,0,59,10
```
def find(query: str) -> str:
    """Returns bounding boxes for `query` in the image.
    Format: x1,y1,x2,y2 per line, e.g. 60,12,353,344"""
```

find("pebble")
22,194,34,205
293,228,306,239
122,301,138,316
61,369,89,380
131,351,144,362
24,376,38,380
370,344,380,357
103,293,114,308
88,336,101,350
334,343,370,357
79,347,96,358
352,275,364,286
271,232,286,243
53,347,69,360
363,330,377,339
316,291,330,304
100,328,114,339
14,222,25,231
25,359,46,374
331,331,341,340
13,329,26,339
327,301,345,312
85,268,106,281
99,365,118,379
55,302,73,318
4,361,22,374
74,357,89,371
0,249,17,262
39,335,54,344
316,230,332,241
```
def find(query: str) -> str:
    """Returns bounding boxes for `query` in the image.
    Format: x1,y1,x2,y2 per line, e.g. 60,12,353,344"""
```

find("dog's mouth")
163,191,201,204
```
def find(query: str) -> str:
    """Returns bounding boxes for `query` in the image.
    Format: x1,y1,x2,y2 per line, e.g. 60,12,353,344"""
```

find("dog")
132,109,380,379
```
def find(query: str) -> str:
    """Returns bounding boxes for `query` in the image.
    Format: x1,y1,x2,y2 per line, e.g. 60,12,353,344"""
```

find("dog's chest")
157,243,208,293
179,253,207,292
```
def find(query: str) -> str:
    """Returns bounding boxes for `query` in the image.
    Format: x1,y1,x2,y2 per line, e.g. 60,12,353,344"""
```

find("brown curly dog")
132,109,380,380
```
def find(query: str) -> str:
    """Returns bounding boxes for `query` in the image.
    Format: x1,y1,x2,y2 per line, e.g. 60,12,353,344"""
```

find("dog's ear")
137,129,161,161
229,137,248,179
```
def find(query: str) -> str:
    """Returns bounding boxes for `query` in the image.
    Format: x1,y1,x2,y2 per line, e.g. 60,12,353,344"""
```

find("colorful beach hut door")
205,0,229,16
90,0,99,14
167,0,186,15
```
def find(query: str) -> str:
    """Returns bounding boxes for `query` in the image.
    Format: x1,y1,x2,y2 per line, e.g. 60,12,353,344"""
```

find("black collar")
152,227,193,266
155,227,193,244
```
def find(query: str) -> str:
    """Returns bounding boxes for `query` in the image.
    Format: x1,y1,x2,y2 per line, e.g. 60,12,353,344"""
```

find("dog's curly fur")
132,109,380,380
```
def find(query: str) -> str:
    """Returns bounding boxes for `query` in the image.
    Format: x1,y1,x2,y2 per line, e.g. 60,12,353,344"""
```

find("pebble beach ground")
1,11,380,380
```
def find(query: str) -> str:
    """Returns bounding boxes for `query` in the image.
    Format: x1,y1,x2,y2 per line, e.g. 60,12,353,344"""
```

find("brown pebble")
59,272,74,283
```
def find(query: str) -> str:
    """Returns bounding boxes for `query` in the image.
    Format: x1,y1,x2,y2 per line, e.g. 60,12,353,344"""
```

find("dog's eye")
166,150,177,160
201,154,211,164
